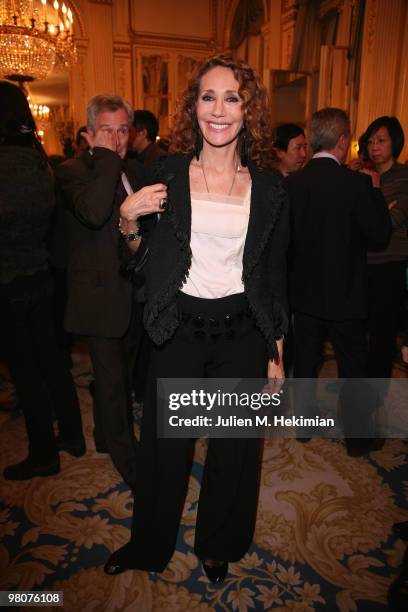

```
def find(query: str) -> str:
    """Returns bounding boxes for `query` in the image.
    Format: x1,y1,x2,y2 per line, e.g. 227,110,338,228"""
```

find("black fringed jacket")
125,153,289,359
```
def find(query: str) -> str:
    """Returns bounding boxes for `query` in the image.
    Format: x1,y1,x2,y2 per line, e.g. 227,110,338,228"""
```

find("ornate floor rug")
1,345,408,611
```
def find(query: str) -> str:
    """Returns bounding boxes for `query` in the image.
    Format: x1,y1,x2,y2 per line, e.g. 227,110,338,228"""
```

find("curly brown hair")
170,55,275,168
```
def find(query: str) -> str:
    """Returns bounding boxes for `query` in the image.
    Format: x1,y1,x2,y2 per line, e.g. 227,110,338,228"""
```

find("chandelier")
0,0,75,82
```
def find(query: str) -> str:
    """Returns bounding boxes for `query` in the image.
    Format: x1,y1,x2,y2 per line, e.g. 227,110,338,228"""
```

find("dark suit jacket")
138,141,167,166
139,153,289,360
285,156,391,320
55,147,147,338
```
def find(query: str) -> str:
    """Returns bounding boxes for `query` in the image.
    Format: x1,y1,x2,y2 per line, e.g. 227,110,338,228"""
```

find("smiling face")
196,66,244,150
94,109,130,159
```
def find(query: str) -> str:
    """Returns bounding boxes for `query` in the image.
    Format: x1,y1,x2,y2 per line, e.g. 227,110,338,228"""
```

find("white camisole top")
181,187,252,299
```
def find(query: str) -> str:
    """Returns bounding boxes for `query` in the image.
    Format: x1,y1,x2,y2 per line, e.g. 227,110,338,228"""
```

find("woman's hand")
264,339,285,394
120,183,168,222
359,168,381,188
349,159,363,171
268,358,285,379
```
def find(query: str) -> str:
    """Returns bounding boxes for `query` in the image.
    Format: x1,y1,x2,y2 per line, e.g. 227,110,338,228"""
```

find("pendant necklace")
201,158,241,198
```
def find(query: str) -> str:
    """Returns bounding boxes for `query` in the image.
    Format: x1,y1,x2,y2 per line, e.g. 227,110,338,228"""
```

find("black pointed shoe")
202,560,228,583
104,543,138,575
3,457,60,480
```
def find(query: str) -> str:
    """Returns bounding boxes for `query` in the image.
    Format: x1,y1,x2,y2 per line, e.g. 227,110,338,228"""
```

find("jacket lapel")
81,150,93,168
243,162,285,281
166,154,193,244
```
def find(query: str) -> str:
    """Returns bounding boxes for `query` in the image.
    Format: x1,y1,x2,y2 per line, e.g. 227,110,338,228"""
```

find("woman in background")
361,116,408,378
0,80,84,480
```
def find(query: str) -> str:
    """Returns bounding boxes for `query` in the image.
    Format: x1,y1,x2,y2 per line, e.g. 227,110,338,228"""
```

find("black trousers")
293,312,368,378
51,266,72,365
132,300,152,402
87,302,143,485
367,261,407,378
292,312,377,438
0,271,83,464
128,293,268,572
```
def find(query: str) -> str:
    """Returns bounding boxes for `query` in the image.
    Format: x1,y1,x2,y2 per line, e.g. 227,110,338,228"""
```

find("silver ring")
159,198,167,210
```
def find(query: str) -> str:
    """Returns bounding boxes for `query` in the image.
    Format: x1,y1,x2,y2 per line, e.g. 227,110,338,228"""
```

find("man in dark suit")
285,108,391,452
55,94,156,485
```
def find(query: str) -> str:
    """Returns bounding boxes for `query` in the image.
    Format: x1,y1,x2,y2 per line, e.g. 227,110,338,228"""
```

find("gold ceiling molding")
130,31,218,53
113,43,131,56
67,0,86,39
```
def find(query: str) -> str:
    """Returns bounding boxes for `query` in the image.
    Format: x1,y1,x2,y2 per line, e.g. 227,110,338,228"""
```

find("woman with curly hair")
104,55,289,581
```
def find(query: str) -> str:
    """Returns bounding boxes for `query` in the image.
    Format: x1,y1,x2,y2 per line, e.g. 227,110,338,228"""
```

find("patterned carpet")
1,344,408,611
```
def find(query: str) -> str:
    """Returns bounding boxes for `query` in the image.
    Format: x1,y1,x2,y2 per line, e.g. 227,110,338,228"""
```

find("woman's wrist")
118,217,141,241
275,337,284,360
120,217,139,231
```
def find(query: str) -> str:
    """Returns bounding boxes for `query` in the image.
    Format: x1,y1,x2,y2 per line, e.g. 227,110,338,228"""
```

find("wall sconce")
350,140,359,160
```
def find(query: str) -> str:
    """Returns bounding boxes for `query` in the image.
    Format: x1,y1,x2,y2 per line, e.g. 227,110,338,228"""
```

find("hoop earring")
194,129,203,161
240,122,248,167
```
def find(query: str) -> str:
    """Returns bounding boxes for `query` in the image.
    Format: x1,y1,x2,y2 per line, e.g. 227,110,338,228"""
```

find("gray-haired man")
55,94,157,485
285,107,391,455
